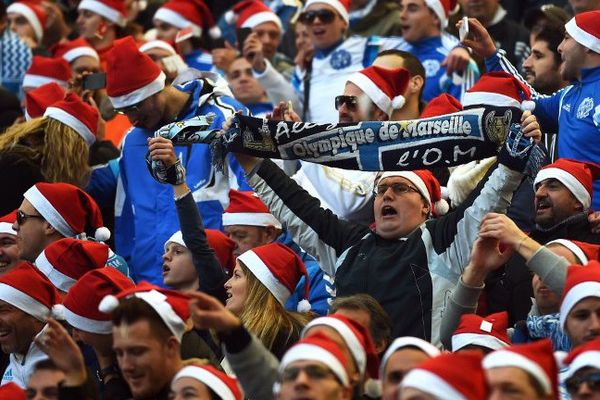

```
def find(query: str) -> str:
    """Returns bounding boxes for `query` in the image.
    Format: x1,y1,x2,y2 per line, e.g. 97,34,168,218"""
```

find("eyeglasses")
335,95,359,111
298,9,336,25
16,210,45,225
281,364,338,383
374,182,420,197
115,103,142,116
566,372,600,395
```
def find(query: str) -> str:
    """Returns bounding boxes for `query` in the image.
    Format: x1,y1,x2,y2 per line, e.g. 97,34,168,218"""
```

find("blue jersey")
87,79,250,284
184,50,214,72
486,50,600,210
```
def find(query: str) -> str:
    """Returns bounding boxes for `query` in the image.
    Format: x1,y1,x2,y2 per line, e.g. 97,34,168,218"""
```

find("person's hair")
531,23,565,67
329,294,393,350
0,117,91,187
33,359,61,373
238,260,311,350
111,297,174,342
375,49,426,108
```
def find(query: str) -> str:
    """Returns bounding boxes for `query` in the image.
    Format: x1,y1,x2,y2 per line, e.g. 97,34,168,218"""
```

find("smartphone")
459,16,469,41
82,72,106,90
236,27,253,52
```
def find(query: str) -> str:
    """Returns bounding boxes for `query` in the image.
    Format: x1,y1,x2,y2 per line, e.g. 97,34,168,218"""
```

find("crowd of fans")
0,0,600,398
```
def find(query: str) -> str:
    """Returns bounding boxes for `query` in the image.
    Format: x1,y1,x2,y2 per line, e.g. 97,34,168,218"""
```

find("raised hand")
458,18,497,58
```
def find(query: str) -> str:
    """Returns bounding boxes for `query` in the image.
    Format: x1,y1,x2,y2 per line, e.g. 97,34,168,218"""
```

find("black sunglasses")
566,372,600,395
16,210,45,225
298,9,336,25
335,95,359,111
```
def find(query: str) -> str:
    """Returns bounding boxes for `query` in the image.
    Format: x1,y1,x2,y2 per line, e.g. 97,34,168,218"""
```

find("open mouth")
536,201,551,213
312,27,326,37
0,330,11,339
162,264,170,275
381,205,398,217
225,292,233,302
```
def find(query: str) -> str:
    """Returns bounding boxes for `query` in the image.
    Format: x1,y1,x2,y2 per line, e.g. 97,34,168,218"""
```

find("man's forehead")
19,199,37,213
253,21,281,34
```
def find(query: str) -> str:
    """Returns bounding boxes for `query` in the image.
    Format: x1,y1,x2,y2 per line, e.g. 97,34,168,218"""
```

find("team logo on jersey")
422,59,440,77
330,49,352,70
593,105,600,128
577,97,594,119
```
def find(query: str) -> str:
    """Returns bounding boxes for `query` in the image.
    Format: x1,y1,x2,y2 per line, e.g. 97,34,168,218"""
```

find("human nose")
523,54,533,68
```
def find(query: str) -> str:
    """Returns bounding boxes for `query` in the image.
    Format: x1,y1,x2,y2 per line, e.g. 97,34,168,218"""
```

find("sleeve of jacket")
439,277,484,350
247,159,370,277
526,246,569,296
254,59,303,116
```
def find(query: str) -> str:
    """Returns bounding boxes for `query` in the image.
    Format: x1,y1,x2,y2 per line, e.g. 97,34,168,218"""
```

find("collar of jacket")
579,65,600,84
531,212,594,242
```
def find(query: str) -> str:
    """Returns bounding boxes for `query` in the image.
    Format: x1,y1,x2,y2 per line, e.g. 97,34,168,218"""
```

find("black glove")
145,153,186,185
497,122,534,172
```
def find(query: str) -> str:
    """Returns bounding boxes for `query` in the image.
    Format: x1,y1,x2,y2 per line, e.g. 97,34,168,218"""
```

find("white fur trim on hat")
560,281,600,329
134,289,187,341
108,71,166,109
22,74,67,89
0,222,16,236
304,0,349,23
534,167,591,210
165,230,186,252
35,251,77,293
483,350,552,395
78,0,126,26
347,72,404,116
546,239,588,264
24,185,77,237
563,351,600,380
62,47,100,63
139,40,177,55
0,282,50,321
63,306,113,334
451,332,509,352
222,212,282,229
380,337,440,377
153,7,202,36
280,343,349,386
174,366,238,400
7,3,44,41
565,18,600,54
241,12,282,30
237,250,290,305
379,171,432,205
424,0,448,28
462,92,521,109
44,106,96,146
401,368,467,400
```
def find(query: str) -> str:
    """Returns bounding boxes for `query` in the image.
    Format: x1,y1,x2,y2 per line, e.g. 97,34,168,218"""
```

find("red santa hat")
560,262,600,329
0,210,17,236
52,37,100,63
34,238,109,292
7,1,47,42
420,93,463,118
24,82,65,121
380,336,440,377
237,242,310,311
303,0,350,24
139,39,177,55
346,66,410,116
563,336,600,380
452,311,511,352
225,0,282,30
424,0,458,28
174,365,243,400
106,36,166,109
78,0,127,27
546,239,600,264
564,10,600,54
154,0,221,39
0,262,62,321
280,332,351,387
402,351,487,400
462,72,535,111
0,383,25,400
23,56,71,89
44,92,99,146
484,339,559,397
23,182,110,242
222,190,282,229
63,268,134,334
99,281,190,341
378,170,450,216
534,158,600,211
165,229,235,271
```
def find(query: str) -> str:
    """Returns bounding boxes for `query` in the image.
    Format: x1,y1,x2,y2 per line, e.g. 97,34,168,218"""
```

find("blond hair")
0,117,91,187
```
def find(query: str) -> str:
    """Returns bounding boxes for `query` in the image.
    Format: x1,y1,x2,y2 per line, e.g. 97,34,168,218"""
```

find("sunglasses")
115,103,142,116
566,372,600,395
280,364,337,383
298,9,336,25
374,182,419,197
16,210,45,225
335,95,359,111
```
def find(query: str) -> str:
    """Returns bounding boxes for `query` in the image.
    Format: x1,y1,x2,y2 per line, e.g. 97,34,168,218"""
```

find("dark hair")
375,49,426,105
33,359,61,373
330,294,392,350
532,23,565,66
111,297,173,342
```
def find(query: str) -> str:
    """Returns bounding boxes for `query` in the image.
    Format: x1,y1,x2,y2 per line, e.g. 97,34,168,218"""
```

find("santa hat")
23,182,110,241
154,0,221,39
564,10,600,54
452,311,511,352
23,56,71,89
98,281,190,341
346,66,410,116
34,238,109,292
24,82,65,121
279,333,350,387
462,72,535,111
63,268,134,334
52,37,100,63
0,262,62,321
0,383,25,400
563,336,600,380
106,37,166,109
7,1,47,41
0,210,17,236
420,93,462,118
380,337,440,377
534,158,600,211
139,40,177,55
237,243,311,311
546,239,600,264
303,0,350,24
165,229,235,271
483,339,558,397
402,351,487,399
222,190,282,229
447,157,496,208
78,0,127,27
378,170,450,216
44,92,99,146
560,262,600,329
424,0,458,28
174,365,243,400
224,0,282,30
